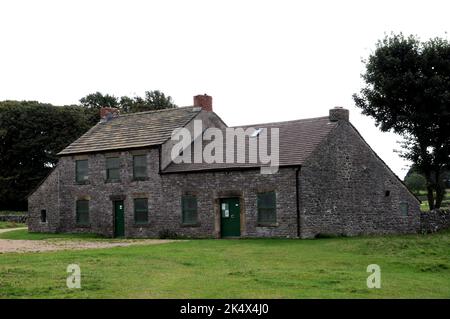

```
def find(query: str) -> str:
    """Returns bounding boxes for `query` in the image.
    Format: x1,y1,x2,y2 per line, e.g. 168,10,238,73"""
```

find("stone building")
28,95,420,238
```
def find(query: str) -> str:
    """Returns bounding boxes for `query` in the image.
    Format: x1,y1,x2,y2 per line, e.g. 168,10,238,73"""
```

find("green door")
114,201,125,237
220,198,241,237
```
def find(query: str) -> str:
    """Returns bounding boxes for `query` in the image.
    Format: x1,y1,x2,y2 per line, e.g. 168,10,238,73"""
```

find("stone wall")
160,168,298,238
299,121,421,238
29,147,298,238
28,169,60,232
420,209,450,233
0,214,27,223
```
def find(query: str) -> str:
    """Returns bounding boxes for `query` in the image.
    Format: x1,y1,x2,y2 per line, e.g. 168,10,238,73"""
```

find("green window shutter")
76,160,88,183
76,200,89,225
134,198,148,224
182,195,198,224
133,155,147,179
106,157,120,181
257,191,276,223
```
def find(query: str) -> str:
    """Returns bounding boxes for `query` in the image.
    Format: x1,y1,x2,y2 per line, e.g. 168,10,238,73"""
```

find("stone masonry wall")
298,121,421,238
28,169,60,232
420,209,450,233
29,147,298,238
0,215,27,223
159,168,298,238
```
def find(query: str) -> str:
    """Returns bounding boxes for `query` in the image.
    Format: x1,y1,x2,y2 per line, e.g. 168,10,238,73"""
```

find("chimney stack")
193,94,213,112
100,107,120,122
329,107,349,122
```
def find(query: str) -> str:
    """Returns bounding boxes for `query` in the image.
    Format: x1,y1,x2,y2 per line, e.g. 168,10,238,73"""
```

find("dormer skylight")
251,128,263,137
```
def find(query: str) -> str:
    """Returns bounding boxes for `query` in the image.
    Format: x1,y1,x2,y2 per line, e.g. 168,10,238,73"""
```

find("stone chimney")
100,107,120,122
329,107,349,122
193,94,213,112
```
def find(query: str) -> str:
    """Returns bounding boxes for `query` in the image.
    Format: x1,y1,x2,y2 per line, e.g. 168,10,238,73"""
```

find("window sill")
105,179,121,184
257,222,278,227
181,222,200,228
132,177,149,182
75,181,90,185
76,223,91,228
134,222,150,227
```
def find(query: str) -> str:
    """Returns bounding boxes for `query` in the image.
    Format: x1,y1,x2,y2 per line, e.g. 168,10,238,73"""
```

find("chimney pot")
329,107,349,122
193,94,213,112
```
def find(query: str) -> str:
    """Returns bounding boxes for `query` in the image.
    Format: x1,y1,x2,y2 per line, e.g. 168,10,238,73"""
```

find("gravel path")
0,228,177,253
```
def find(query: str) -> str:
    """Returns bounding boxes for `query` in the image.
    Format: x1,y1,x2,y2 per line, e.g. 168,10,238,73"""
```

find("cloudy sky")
1,0,448,178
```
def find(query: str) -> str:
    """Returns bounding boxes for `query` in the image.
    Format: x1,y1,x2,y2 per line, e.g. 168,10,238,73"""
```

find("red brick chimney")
193,94,213,112
100,107,120,122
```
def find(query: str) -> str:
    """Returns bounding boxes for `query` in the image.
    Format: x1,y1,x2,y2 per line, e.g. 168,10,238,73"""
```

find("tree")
0,101,92,210
80,90,177,115
79,92,119,109
353,33,450,209
404,173,427,195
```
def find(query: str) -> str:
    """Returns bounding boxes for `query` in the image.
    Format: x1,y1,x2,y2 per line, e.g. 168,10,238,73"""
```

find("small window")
385,190,391,197
133,155,147,179
40,209,47,223
257,191,276,224
182,195,198,224
134,198,148,224
76,200,89,225
106,157,120,181
76,160,88,183
400,202,408,216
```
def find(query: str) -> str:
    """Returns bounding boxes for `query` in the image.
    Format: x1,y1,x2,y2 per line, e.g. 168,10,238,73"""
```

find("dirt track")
0,228,177,253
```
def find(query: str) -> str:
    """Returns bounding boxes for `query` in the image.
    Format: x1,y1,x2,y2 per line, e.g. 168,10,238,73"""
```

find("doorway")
220,197,241,237
114,200,125,237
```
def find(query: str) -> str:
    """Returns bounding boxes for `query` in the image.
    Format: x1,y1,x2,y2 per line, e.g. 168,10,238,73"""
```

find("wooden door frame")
110,195,126,238
213,191,246,238
113,200,125,238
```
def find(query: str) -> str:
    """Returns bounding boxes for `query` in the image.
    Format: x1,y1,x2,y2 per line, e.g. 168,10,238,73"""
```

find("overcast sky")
1,0,449,178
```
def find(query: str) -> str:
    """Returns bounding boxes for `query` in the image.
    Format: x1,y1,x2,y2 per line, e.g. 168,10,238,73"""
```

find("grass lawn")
0,230,449,299
0,229,102,240
0,221,26,229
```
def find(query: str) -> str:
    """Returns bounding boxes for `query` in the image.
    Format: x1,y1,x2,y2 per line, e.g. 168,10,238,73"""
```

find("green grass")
0,231,449,298
0,221,26,229
0,229,102,240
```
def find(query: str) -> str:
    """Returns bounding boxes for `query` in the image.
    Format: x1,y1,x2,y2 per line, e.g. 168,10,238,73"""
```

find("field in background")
418,189,450,211
0,211,27,229
0,221,26,229
0,230,449,298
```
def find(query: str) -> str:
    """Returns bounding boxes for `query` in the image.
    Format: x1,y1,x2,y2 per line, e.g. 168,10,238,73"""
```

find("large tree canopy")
80,90,177,114
353,33,450,209
0,101,92,210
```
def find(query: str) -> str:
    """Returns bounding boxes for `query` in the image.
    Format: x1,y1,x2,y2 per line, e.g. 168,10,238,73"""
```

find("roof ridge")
117,105,197,117
231,115,330,128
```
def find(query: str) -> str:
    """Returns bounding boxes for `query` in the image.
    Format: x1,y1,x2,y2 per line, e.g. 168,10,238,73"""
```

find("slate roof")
163,116,338,172
58,107,201,155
